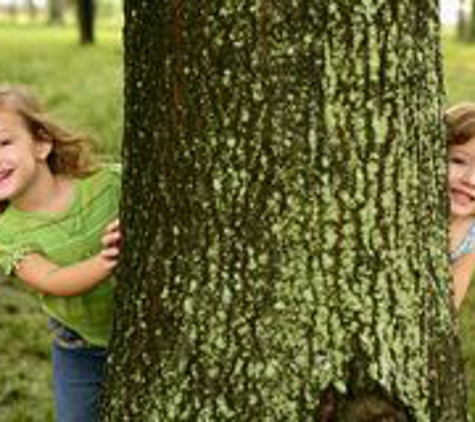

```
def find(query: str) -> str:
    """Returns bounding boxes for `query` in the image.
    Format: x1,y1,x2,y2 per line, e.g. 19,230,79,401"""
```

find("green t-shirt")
0,166,121,347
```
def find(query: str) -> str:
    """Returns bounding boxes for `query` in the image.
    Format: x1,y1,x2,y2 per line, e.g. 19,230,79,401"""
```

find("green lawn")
444,34,475,106
0,23,475,420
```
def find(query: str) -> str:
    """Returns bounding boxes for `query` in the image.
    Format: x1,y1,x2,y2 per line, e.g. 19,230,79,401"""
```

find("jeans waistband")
48,318,92,349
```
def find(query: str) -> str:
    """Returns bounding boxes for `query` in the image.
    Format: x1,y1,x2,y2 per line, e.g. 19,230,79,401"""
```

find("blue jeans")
50,320,107,422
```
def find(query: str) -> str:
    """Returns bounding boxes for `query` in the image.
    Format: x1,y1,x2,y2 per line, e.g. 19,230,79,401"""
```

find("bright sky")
441,0,460,25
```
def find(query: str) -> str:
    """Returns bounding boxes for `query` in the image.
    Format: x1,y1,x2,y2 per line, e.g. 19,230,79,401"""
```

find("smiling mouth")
0,169,13,185
451,188,475,207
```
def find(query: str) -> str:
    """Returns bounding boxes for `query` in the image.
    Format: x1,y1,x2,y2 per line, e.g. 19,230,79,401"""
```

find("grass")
0,22,475,420
0,281,53,421
444,33,475,105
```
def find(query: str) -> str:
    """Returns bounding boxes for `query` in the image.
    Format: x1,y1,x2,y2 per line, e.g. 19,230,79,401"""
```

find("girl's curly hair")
0,85,97,178
445,102,475,146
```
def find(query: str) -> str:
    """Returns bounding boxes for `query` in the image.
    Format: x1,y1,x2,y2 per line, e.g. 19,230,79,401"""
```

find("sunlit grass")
443,33,475,105
0,282,52,421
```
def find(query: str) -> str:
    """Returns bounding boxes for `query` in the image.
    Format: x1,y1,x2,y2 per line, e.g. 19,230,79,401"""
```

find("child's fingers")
102,230,121,248
102,219,121,248
100,255,118,271
101,246,120,263
106,218,120,234
99,247,119,271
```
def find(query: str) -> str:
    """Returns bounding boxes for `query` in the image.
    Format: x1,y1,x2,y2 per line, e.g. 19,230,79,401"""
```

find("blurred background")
0,0,474,420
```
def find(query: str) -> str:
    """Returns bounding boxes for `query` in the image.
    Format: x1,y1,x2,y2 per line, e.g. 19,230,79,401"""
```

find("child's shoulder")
77,163,122,206
0,215,15,242
81,163,121,187
99,162,122,176
0,206,33,236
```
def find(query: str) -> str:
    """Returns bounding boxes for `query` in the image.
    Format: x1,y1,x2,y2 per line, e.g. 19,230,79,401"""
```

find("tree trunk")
468,0,475,42
25,0,37,20
77,0,95,45
103,1,468,420
457,0,468,41
48,0,66,25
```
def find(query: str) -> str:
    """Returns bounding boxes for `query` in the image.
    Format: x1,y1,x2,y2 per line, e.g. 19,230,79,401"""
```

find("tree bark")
457,0,468,41
25,0,37,19
48,0,66,25
468,0,475,42
103,1,468,420
77,0,95,44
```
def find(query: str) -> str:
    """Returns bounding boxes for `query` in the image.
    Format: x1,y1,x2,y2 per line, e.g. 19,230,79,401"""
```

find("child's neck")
11,170,74,213
450,215,475,255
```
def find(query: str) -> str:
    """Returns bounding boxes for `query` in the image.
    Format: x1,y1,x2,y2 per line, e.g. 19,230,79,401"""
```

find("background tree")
25,0,37,19
457,0,468,41
77,0,95,44
456,0,475,42
103,1,468,420
468,0,475,41
48,0,66,25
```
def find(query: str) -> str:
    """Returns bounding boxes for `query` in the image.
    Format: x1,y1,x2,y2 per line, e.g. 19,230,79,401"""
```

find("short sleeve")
99,162,122,181
94,163,122,208
0,241,43,276
104,162,122,176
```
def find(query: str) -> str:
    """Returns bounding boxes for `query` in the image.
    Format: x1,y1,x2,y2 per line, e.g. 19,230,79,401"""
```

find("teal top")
0,166,120,347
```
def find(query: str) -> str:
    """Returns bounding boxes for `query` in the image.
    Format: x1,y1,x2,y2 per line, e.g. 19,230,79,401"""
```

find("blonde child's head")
445,103,475,223
444,102,475,147
0,85,96,178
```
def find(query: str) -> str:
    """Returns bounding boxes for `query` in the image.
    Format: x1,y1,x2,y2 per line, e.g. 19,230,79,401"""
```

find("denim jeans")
50,320,108,422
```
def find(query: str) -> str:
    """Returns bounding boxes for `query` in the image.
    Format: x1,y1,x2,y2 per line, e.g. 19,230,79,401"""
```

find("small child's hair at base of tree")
0,85,97,178
444,102,475,146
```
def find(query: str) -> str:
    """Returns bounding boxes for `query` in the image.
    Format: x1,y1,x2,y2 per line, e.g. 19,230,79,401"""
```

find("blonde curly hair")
0,85,97,178
445,102,475,146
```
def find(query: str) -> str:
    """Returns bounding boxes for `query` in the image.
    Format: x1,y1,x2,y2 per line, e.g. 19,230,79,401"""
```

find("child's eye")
450,156,468,165
0,139,12,147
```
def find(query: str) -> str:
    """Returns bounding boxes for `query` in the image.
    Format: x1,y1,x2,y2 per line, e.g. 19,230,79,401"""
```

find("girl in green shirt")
0,85,121,422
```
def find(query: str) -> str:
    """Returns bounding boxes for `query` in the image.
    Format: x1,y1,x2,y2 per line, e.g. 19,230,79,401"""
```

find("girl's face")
0,110,51,206
449,136,475,219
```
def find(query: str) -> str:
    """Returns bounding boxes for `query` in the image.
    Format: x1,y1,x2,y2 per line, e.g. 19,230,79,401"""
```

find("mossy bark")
103,1,468,420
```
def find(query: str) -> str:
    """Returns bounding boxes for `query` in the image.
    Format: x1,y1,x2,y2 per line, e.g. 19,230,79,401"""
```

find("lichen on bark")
103,1,468,421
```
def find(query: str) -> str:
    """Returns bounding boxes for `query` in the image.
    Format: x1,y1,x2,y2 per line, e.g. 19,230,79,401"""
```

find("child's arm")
14,219,121,297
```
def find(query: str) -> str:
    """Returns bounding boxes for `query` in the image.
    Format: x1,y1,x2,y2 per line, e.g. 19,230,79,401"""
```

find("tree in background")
468,0,475,41
457,0,468,41
77,0,95,44
103,2,468,420
456,0,475,42
25,0,37,19
48,0,66,25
